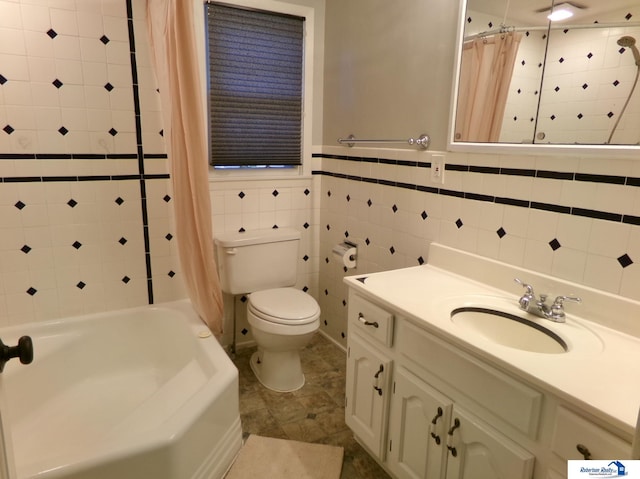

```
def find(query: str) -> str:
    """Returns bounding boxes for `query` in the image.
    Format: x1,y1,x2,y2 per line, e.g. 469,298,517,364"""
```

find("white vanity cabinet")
344,288,633,479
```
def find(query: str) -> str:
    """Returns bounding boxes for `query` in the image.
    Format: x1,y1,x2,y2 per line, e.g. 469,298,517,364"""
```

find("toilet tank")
214,228,301,295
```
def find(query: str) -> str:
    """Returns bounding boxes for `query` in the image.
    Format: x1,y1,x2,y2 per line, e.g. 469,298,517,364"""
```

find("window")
205,3,305,169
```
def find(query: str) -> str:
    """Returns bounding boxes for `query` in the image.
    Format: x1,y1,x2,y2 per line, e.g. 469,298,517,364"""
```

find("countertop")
344,263,640,437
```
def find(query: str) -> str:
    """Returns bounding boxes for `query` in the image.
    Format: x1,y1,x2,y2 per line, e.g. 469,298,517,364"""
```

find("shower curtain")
146,0,224,336
455,31,522,142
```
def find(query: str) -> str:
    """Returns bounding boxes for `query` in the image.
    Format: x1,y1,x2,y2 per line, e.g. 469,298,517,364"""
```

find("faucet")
514,278,581,323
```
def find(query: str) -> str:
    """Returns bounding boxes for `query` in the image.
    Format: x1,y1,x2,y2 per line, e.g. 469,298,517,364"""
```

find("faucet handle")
514,278,534,295
552,295,582,307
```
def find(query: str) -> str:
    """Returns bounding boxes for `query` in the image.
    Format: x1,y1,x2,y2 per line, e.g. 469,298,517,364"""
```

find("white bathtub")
0,300,242,479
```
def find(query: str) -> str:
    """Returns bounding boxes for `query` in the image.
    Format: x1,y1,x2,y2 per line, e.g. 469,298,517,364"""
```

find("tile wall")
316,147,640,347
0,0,185,326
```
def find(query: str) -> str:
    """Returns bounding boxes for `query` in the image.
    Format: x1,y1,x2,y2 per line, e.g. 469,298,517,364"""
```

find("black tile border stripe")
313,153,640,187
0,153,167,160
0,174,170,183
312,151,640,226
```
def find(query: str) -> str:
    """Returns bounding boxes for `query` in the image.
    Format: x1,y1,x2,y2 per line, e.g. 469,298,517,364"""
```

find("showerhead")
618,36,640,67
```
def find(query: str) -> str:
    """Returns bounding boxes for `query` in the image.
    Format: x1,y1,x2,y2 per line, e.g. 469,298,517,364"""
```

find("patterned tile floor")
231,333,391,479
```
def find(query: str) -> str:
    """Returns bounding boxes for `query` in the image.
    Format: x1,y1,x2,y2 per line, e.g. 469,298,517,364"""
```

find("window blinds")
206,3,304,166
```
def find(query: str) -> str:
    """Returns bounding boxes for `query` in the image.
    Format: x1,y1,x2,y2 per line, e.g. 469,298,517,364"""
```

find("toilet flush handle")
225,248,237,255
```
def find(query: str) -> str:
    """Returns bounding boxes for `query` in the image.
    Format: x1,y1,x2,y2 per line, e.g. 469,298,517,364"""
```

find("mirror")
451,0,640,149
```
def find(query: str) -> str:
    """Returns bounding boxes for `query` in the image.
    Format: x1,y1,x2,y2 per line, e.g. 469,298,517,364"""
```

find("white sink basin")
451,307,567,354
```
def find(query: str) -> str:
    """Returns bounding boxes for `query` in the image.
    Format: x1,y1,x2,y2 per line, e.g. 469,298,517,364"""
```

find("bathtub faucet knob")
0,336,33,372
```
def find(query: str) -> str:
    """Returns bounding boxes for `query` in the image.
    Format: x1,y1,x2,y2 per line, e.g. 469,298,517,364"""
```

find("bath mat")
225,434,344,479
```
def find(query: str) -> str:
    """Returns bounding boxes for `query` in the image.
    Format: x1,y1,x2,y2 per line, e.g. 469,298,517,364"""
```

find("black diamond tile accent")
122,276,130,284
168,270,175,278
421,211,428,220
3,125,14,135
47,29,58,39
344,231,349,238
239,227,245,233
15,201,25,210
521,60,525,66
389,246,395,255
559,57,564,63
365,238,370,245
325,257,329,263
418,256,425,265
582,83,588,90
272,224,278,229
303,255,309,261
303,222,309,229
67,199,77,208
115,197,124,205
52,79,63,89
367,199,372,207
0,74,7,85
392,204,398,213
238,191,245,199
76,281,86,290
324,289,329,296
341,332,345,339
550,115,556,120
163,195,171,202
119,237,127,245
108,128,118,136
26,287,37,296
165,233,173,241
608,112,614,118
272,189,279,197
497,227,506,238
613,80,620,87
577,113,583,119
100,35,110,44
159,129,163,137
327,190,331,197
549,238,561,251
58,126,68,136
72,241,82,249
626,13,632,20
618,254,633,268
240,295,247,303
619,47,626,55
21,245,31,254
587,52,593,59
303,286,309,292
455,218,463,229
241,328,248,335
104,82,114,92
555,86,560,92
304,189,310,196
326,224,330,231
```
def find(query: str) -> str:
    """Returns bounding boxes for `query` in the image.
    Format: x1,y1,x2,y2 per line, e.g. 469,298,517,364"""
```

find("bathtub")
0,300,242,479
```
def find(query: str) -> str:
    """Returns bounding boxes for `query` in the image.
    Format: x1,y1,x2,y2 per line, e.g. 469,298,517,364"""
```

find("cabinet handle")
373,364,384,396
446,418,460,457
358,313,379,328
429,407,444,445
576,444,592,460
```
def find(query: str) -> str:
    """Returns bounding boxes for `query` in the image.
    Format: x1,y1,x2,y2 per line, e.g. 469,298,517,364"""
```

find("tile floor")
231,333,391,479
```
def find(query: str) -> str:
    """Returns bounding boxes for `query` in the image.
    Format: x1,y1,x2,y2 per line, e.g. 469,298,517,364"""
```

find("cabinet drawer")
551,406,631,461
398,320,542,439
348,293,394,347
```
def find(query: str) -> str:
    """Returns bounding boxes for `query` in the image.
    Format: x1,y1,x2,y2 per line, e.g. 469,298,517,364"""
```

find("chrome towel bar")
337,134,430,150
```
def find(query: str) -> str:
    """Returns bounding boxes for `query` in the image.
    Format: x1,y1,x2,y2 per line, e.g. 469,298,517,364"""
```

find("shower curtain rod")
464,21,640,42
337,134,430,150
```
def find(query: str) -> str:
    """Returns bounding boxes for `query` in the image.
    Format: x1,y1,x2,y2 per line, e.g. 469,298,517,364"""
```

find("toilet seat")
248,288,320,325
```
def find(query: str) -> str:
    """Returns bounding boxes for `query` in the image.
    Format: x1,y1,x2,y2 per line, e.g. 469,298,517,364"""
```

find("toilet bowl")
247,287,320,392
214,227,321,393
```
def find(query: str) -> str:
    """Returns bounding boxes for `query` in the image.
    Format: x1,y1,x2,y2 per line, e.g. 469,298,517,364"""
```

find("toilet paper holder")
332,241,358,269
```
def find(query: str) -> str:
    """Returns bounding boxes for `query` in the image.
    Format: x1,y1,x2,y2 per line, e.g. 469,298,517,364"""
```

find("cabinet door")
388,367,452,479
345,333,392,458
445,407,534,479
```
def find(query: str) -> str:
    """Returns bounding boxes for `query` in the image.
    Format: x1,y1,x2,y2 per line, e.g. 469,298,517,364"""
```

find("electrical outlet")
431,154,445,184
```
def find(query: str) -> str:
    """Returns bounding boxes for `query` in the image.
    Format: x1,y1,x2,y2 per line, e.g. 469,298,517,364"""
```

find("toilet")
215,228,320,392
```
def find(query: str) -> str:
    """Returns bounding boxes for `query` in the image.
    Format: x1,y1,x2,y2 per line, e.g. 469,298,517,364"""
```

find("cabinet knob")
358,313,379,328
429,407,444,445
576,443,592,460
373,364,384,396
446,418,461,457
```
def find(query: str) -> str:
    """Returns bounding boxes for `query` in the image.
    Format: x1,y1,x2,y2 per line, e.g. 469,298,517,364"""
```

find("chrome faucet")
514,278,581,323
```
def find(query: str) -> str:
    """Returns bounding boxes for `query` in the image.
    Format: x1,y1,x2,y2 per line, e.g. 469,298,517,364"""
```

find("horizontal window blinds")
206,3,304,166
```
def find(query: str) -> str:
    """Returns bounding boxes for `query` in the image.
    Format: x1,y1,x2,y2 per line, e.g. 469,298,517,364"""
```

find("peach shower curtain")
146,0,224,336
455,31,522,142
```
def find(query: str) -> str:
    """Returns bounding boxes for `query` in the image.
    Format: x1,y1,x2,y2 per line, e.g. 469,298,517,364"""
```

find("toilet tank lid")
214,227,300,247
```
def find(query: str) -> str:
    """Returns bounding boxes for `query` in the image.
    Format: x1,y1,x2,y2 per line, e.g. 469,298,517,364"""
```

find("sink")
451,307,568,354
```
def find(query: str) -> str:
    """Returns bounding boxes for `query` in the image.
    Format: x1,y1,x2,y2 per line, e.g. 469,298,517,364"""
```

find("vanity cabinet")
345,289,633,479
